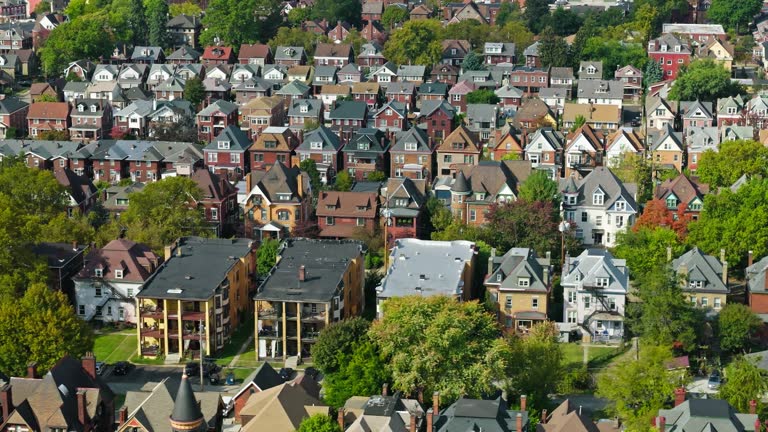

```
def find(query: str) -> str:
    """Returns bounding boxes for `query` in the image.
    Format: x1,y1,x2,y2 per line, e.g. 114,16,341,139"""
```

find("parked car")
707,371,721,390
304,367,319,380
95,361,105,375
279,368,294,381
185,361,220,377
113,361,133,376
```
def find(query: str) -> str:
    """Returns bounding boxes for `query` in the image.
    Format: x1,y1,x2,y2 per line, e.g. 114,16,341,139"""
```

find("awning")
513,311,547,320
591,312,624,322
258,221,285,232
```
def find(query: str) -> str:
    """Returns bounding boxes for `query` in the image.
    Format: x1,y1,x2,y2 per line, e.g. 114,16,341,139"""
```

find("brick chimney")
82,352,96,379
382,383,388,396
409,412,417,432
515,413,522,432
756,418,762,432
337,408,344,430
118,406,128,425
417,388,424,404
432,392,439,414
750,399,757,414
1,384,12,422
520,395,526,411
298,265,306,282
540,409,547,424
674,387,686,407
426,408,434,432
657,416,666,431
76,390,88,427
27,362,38,379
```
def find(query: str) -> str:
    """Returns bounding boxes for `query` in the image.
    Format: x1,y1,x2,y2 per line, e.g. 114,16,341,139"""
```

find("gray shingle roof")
486,248,549,293
672,247,729,294
558,166,638,212
296,125,341,152
205,126,251,151
658,399,757,432
562,249,629,293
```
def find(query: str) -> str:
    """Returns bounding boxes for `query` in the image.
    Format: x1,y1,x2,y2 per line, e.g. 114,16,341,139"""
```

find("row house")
0,23,32,52
382,177,428,241
448,80,474,114
373,100,408,132
525,127,564,180
314,43,353,67
117,140,202,183
238,43,273,66
564,124,605,179
27,101,70,138
0,95,28,138
508,66,549,96
239,95,285,139
204,125,252,179
327,100,368,142
357,42,386,68
69,98,111,141
436,125,481,176
249,126,298,170
167,14,202,48
431,63,461,86
614,65,643,100
197,99,239,142
296,125,343,184
242,161,311,238
166,46,201,65
274,46,306,66
417,99,455,141
343,127,390,180
23,140,80,173
191,168,239,236
316,190,380,239
648,33,691,79
484,42,516,65
390,127,434,181
202,46,235,65
287,97,323,130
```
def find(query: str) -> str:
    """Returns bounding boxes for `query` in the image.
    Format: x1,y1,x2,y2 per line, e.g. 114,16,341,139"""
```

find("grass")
94,330,137,363
214,318,256,368
562,343,625,369
130,355,166,365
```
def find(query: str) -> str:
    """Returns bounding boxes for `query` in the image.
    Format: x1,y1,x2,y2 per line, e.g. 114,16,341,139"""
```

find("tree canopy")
523,0,550,34
518,170,560,206
334,171,353,192
718,304,762,354
322,340,391,408
696,140,768,188
465,89,499,105
461,51,486,71
537,27,570,68
40,13,115,76
614,227,685,280
707,0,762,34
381,5,409,28
256,237,279,276
719,357,768,413
312,0,362,26
200,0,281,47
384,20,443,66
312,317,371,374
183,77,205,109
297,414,341,432
669,59,742,102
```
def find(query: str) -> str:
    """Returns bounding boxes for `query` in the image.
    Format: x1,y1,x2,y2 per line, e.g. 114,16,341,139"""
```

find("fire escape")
580,281,622,342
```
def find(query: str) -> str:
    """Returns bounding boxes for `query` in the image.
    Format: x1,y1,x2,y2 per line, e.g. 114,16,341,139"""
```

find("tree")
518,170,559,206
461,51,486,71
367,171,387,182
151,115,198,142
286,7,312,26
127,0,147,46
611,152,654,203
669,59,742,102
523,0,550,34
145,0,171,48
614,227,685,281
169,1,202,17
268,26,319,56
644,59,664,87
492,21,534,60
633,199,674,232
334,170,353,192
707,0,762,34
313,317,371,374
494,1,520,28
569,115,586,132
312,0,361,26
34,1,51,15
537,27,570,68
0,283,93,376
597,344,679,431
381,5,409,28
465,89,499,104
370,296,508,406
39,13,115,76
256,237,279,276
718,357,768,413
40,213,96,245
718,304,762,354
299,159,323,198
38,130,69,141
384,20,443,66
696,140,768,188
201,0,281,48
548,7,583,36
484,200,571,262
120,176,210,251
570,17,597,66
322,340,391,407
580,37,649,79
297,414,341,432
183,77,205,108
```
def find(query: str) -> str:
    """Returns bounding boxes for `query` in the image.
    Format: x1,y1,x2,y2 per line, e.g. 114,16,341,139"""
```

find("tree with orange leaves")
633,199,673,231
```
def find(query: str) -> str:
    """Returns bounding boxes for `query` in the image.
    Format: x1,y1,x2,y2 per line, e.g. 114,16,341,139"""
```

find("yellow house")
698,39,734,71
136,236,256,359
650,123,685,172
671,247,729,310
484,247,552,334
254,238,366,359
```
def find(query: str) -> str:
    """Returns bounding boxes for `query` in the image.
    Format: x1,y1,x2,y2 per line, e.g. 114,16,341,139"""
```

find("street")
102,365,243,395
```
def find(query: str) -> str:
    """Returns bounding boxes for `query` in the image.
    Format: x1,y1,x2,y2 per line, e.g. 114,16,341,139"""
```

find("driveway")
103,365,243,395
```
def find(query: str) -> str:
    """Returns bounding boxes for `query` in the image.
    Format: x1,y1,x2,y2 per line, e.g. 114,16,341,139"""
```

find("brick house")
327,101,368,142
197,99,239,142
204,125,251,180
508,66,549,96
385,81,416,111
361,1,384,22
23,140,80,172
296,125,342,184
238,43,273,66
242,161,311,238
167,14,201,48
431,64,461,86
69,98,112,141
351,82,381,109
274,46,306,66
564,124,606,179
418,100,456,142
357,42,387,68
27,101,70,138
230,363,283,422
239,96,286,139
191,168,239,236
202,46,236,65
614,65,643,100
488,129,524,161
249,126,298,170
328,21,352,43
342,128,390,180
484,42,516,65
372,100,408,132
524,127,564,179
436,125,481,175
448,80,475,114
382,177,428,241
287,98,323,131
55,167,99,216
314,43,353,67
650,124,685,172
0,96,28,138
390,127,434,181
648,33,691,80
654,173,709,219
441,39,471,66
317,190,380,238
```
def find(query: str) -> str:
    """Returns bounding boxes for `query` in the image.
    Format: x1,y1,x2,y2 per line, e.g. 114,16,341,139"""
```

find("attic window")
394,198,408,207
496,273,502,282
476,193,485,200
593,192,604,206
518,277,530,287
689,280,703,289
218,141,230,150
300,104,309,113
310,141,322,150
596,277,609,287
115,269,123,279
94,268,103,278
277,193,291,201
90,105,97,113
358,142,370,150
405,142,417,151
264,141,277,149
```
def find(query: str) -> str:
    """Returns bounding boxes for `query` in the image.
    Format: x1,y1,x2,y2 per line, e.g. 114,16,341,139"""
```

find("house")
327,101,368,141
338,63,362,83
513,98,556,131
657,399,758,432
538,87,568,116
254,238,365,358
371,62,398,86
361,21,387,44
232,77,273,104
444,160,532,225
746,255,768,315
191,168,239,236
274,46,306,66
242,161,311,238
390,127,434,181
64,60,95,81
197,99,239,142
397,65,426,83
202,46,235,65
578,61,603,80
465,104,499,142
136,236,255,358
117,63,148,88
167,45,202,66
239,379,327,431
614,65,643,100
648,34,691,79
303,18,330,36
418,99,455,141
686,126,719,171
350,82,380,109
239,43,273,66
30,82,58,102
27,101,70,138
275,80,311,102
484,42,516,65
342,391,425,432
716,95,745,127
524,128,564,179
316,190,380,238
662,23,727,45
431,64,461,86
562,103,622,132
203,77,233,104
549,67,575,98
131,46,165,64
680,100,714,132
312,65,338,90
561,249,629,342
0,95,27,138
564,124,605,179
488,128,524,161
328,21,351,43
385,81,416,111
410,4,432,20
231,362,283,422
69,99,111,141
605,128,644,167
91,64,119,84
376,239,476,314
204,126,251,179
296,125,342,184
671,247,728,310
239,96,286,138
721,125,754,142
441,39,471,66
356,42,386,68
523,41,540,68
54,168,98,216
146,64,176,89
485,247,551,333
0,354,115,432
373,100,407,132
448,80,474,114
314,43,353,67
539,400,621,432
436,125,482,176
381,177,428,240
646,96,678,131
654,174,708,219
495,85,524,110
113,100,155,137
650,124,685,172
508,66,549,96
320,84,351,110
32,242,87,293
167,14,201,48
206,64,232,82
417,82,448,107
249,126,298,170
74,239,160,323
231,64,261,84
432,397,529,432
63,81,88,103
287,98,323,130
576,80,624,107
343,128,389,180
560,166,638,247
361,1,384,23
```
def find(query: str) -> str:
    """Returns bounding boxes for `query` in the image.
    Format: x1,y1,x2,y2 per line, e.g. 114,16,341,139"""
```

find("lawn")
215,318,256,368
93,331,137,363
562,343,625,369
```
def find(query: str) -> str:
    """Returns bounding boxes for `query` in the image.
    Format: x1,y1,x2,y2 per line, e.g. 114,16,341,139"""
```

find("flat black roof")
255,238,364,303
138,237,253,301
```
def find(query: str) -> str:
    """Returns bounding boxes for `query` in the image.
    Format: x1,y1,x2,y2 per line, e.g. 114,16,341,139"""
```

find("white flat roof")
663,23,725,35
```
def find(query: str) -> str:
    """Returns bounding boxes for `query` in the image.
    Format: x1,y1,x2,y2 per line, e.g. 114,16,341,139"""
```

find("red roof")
28,102,69,119
238,44,270,60
202,46,234,61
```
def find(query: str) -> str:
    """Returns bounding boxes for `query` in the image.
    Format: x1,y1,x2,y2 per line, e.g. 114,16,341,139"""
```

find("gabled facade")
203,126,251,180
654,174,709,218
614,65,643,100
605,128,644,167
316,190,380,239
296,125,342,184
672,247,728,310
650,124,685,172
390,127,434,181
564,124,605,179
524,127,564,180
242,161,311,238
488,129,524,161
686,126,719,171
342,127,389,180
248,126,298,170
648,33,691,79
197,99,239,142
680,100,714,132
239,96,286,139
27,101,70,138
191,168,239,236
436,125,481,176
418,99,455,141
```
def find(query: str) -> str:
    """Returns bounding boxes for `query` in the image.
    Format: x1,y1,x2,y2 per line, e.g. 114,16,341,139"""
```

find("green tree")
570,17,597,66
370,296,508,406
518,170,559,206
696,140,768,188
169,1,202,17
441,20,493,49
313,317,371,374
537,27,570,68
39,13,115,76
312,0,361,26
38,130,69,141
0,283,94,376
145,0,171,48
286,7,312,26
297,414,341,432
334,170,353,192
39,213,96,245
201,0,281,47
120,176,210,251
344,28,366,59
707,0,761,34
597,344,679,431
613,227,685,280
669,59,742,102
500,153,520,161
719,356,768,413
384,20,443,66
494,1,520,28
492,21,534,59
569,115,586,132
461,51,486,71
611,152,654,202
548,7,583,36
718,304,762,354
268,26,319,56
34,1,51,15
580,37,649,79
644,59,664,88
465,89,499,104
299,159,323,198
256,237,279,276
322,340,391,407
381,5,409,28
183,77,205,108
127,0,147,46
523,0,550,34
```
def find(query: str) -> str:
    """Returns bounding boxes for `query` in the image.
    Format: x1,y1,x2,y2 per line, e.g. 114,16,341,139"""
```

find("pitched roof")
672,247,728,294
658,399,757,432
76,239,159,282
438,125,482,154
452,160,532,203
204,126,251,152
197,99,238,116
562,103,621,124
391,127,431,152
314,43,352,58
249,126,297,152
561,249,629,293
239,379,327,432
434,397,528,432
191,168,236,202
246,161,309,204
328,101,368,120
202,46,233,61
654,174,708,205
238,43,271,59
316,190,378,219
28,101,69,119
54,168,97,205
233,363,283,400
297,125,341,152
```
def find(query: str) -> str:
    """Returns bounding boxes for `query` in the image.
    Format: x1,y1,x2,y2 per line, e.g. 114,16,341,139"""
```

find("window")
689,280,703,289
505,295,512,309
596,277,609,287
690,296,697,305
95,287,102,297
567,291,576,303
567,310,577,323
211,208,219,220
581,212,588,222
207,152,218,162
326,216,335,225
701,297,709,307
127,288,134,297
356,217,365,226
404,142,417,151
115,269,123,279
532,297,539,309
615,201,625,211
593,192,604,205
277,210,290,221
231,153,241,164
469,209,476,221
714,298,721,308
583,295,591,309
595,216,602,226
518,277,530,287
496,273,503,282
78,305,85,315
95,268,103,277
616,215,624,228
96,306,102,316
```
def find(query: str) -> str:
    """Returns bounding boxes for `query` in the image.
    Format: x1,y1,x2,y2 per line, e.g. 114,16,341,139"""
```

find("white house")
561,166,638,247
561,248,629,342
524,128,564,180
576,79,624,108
74,239,161,324
605,128,644,167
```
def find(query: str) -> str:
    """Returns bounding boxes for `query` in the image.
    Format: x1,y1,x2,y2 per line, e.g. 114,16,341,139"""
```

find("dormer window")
518,277,530,287
78,104,85,112
476,193,485,200
593,191,604,206
114,269,123,279
310,141,322,150
395,198,408,207
356,205,367,211
566,194,577,205
727,107,736,114
358,142,370,150
300,104,309,113
264,140,277,149
596,277,609,287
218,141,230,149
666,196,678,209
689,280,703,289
90,105,97,113
674,45,680,52
94,268,103,278
277,193,291,200
405,142,417,151
496,273,502,282
587,66,596,74
615,201,625,211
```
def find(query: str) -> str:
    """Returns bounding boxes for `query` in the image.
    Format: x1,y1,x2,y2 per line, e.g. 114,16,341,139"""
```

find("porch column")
254,301,259,360
163,299,169,358
136,298,142,357
325,302,331,326
282,302,287,360
297,304,302,360
177,300,183,357
205,301,211,356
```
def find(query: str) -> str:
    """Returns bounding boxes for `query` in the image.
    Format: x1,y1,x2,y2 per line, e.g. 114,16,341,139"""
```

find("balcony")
258,308,280,320
300,311,327,322
140,307,164,320
168,310,206,321
140,327,162,338
258,328,280,338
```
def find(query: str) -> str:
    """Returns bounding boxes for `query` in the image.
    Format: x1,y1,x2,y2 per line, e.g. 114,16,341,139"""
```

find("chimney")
1,384,12,422
540,409,547,424
417,388,424,404
72,241,78,251
76,389,88,426
520,395,526,411
426,408,434,432
337,408,345,430
516,413,522,432
657,416,666,431
298,265,306,282
750,399,757,414
382,383,388,396
409,412,417,432
749,250,754,267
164,245,173,261
296,170,304,195
26,362,37,379
674,387,686,407
487,248,495,279
81,352,96,379
667,246,672,262
432,392,439,416
118,406,128,425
